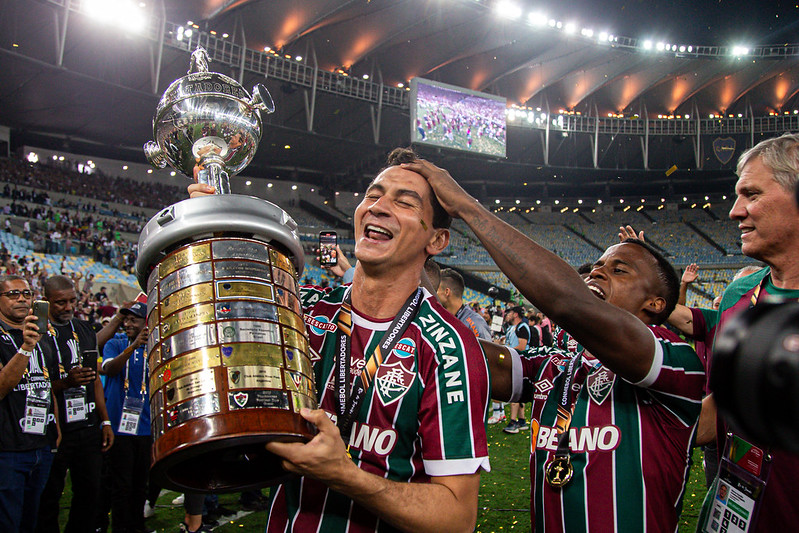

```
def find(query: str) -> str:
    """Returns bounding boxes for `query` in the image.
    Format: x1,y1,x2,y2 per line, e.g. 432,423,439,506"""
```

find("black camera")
488,286,499,298
711,299,799,453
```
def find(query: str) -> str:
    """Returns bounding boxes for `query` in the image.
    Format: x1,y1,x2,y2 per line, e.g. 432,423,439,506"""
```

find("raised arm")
0,314,42,399
403,160,656,382
678,263,699,306
102,327,147,377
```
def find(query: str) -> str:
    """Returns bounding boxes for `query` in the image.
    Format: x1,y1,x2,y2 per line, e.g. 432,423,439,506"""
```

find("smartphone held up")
319,231,338,267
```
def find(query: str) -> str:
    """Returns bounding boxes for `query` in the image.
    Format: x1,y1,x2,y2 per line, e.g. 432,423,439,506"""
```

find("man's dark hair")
439,268,465,298
424,258,441,291
384,147,452,230
0,274,26,291
44,275,75,298
621,238,680,325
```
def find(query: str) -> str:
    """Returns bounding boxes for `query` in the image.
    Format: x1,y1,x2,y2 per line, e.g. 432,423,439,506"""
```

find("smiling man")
189,148,491,533
404,159,705,532
695,133,799,532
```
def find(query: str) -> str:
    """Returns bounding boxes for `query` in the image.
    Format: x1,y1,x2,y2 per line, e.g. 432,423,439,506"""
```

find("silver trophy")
144,47,274,194
137,47,316,493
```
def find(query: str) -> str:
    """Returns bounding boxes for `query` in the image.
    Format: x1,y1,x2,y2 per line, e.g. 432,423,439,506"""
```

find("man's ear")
644,295,666,321
426,228,450,257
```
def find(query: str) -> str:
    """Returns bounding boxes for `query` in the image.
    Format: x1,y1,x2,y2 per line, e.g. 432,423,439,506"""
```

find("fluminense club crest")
374,360,415,406
586,368,615,405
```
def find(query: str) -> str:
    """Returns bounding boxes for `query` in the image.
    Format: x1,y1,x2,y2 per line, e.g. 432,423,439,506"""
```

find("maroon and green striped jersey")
709,267,799,532
515,326,704,532
266,285,491,533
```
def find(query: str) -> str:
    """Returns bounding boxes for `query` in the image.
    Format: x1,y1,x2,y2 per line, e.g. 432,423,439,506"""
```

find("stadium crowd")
0,132,796,533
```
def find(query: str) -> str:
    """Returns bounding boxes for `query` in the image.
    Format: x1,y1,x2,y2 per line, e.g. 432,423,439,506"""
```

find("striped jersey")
516,326,704,532
266,285,491,533
553,324,584,355
709,267,799,532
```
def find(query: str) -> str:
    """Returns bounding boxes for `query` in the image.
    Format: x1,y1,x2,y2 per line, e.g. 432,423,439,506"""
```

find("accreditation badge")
23,385,51,435
118,395,144,435
64,387,88,423
699,435,771,533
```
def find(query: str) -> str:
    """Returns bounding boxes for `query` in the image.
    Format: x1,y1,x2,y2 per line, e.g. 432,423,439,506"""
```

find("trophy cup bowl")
138,48,317,493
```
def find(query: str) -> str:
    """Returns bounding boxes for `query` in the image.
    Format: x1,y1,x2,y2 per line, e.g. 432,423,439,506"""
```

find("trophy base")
151,409,315,493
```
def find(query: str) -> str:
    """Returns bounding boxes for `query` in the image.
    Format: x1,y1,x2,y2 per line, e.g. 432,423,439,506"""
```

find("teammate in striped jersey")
406,158,706,532
191,148,491,533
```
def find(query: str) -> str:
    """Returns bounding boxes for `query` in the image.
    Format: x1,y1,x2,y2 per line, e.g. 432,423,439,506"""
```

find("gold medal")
545,456,574,487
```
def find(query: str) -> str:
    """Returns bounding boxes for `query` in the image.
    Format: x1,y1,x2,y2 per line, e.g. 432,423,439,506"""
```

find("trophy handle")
251,84,275,114
196,162,231,195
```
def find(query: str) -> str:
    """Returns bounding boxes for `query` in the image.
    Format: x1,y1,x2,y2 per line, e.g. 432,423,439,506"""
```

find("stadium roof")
1,0,798,201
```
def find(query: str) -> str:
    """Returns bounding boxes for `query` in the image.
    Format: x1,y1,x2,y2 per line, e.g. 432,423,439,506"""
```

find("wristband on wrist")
18,348,33,358
101,420,112,427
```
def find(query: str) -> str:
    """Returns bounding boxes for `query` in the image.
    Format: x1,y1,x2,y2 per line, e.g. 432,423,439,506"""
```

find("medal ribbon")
335,287,423,441
552,353,583,459
749,275,769,308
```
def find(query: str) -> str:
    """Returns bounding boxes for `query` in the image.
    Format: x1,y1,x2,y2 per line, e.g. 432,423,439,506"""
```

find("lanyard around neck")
335,287,423,441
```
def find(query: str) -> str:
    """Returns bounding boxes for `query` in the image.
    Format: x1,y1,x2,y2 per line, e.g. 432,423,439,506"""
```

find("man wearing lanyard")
696,133,799,531
404,158,706,532
36,275,115,533
101,301,150,533
0,274,59,533
189,148,491,533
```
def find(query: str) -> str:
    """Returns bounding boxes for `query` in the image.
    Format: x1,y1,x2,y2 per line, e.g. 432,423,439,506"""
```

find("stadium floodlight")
608,34,615,42
495,199,501,204
687,45,693,52
656,42,665,51
146,169,153,174
495,1,522,20
515,199,521,204
362,74,369,80
732,46,749,56
83,0,147,33
643,40,653,50
679,45,686,52
170,171,176,176
598,32,608,42
554,200,560,205
27,152,38,163
295,56,303,61
597,199,602,204
245,180,252,186
292,185,298,190
184,29,193,38
548,19,557,27
528,12,547,26
671,44,677,51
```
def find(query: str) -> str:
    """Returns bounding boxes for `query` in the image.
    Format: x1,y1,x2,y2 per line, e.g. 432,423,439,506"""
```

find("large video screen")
410,78,507,158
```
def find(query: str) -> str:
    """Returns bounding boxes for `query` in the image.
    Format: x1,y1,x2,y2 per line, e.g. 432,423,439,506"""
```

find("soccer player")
404,158,705,532
189,148,490,532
